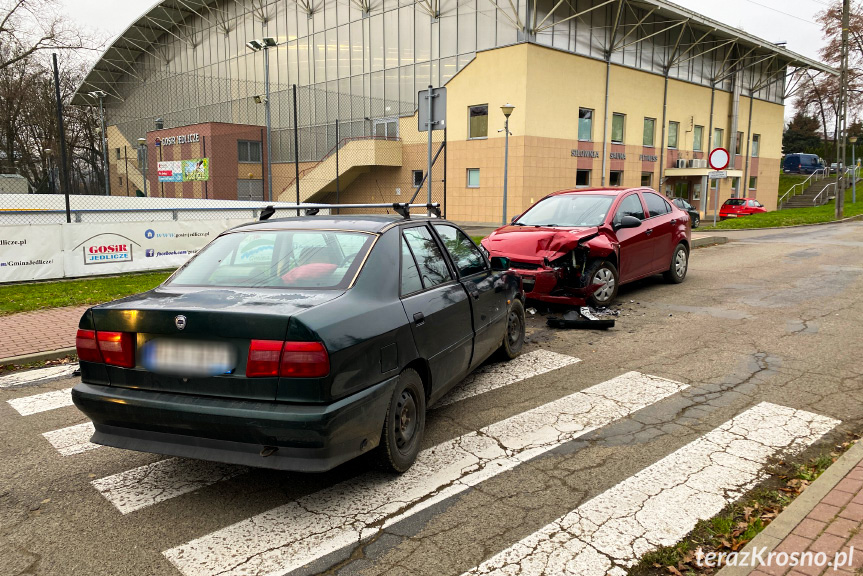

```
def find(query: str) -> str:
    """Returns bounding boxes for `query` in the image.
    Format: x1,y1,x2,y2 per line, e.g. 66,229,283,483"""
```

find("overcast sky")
60,0,829,62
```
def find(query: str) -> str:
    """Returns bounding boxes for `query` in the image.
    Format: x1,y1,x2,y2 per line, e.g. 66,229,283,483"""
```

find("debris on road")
547,307,615,329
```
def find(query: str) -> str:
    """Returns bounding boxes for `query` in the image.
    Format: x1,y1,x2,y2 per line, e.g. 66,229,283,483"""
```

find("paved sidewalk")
0,306,86,362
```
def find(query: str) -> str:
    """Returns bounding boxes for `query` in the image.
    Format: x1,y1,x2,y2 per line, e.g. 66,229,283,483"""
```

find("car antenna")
259,205,276,221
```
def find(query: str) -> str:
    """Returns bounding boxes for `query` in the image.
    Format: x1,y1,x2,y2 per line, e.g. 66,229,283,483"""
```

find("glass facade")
90,0,792,164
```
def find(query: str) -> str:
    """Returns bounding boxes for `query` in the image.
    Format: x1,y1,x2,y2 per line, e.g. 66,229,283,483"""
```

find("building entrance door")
673,180,690,201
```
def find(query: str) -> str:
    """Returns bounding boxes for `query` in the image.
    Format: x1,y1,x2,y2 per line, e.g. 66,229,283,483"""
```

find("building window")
467,168,480,188
578,108,593,141
238,140,262,163
694,125,704,151
119,176,123,186
611,113,625,144
468,105,488,139
576,169,591,187
731,177,740,197
609,170,623,186
711,178,719,191
749,176,757,190
668,121,679,149
115,148,121,160
412,170,424,187
713,128,724,149
641,172,653,187
752,134,760,157
736,132,744,155
643,118,655,147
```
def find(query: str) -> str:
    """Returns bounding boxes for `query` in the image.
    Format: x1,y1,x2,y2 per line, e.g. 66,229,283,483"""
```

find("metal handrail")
812,182,835,206
779,168,827,209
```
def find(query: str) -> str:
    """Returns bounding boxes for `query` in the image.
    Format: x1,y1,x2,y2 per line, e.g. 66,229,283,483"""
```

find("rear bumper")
71,376,397,473
511,268,587,306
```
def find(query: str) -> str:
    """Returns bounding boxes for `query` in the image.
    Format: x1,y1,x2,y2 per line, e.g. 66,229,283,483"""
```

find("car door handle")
413,312,425,326
645,228,653,235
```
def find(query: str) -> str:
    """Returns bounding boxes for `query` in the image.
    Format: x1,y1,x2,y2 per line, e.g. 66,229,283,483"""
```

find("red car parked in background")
719,198,766,219
480,188,691,307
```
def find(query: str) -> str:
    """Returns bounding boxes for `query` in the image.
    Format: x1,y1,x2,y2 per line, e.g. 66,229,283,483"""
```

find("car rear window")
166,229,375,289
724,199,746,206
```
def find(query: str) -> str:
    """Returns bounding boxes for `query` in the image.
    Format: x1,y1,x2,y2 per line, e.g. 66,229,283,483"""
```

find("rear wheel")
584,260,619,307
496,299,525,360
692,215,700,229
663,243,689,284
376,368,426,473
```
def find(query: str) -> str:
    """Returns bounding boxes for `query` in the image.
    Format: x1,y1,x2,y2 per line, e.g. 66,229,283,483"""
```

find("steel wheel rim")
507,309,522,346
675,249,687,277
593,268,615,302
693,217,699,227
394,389,418,452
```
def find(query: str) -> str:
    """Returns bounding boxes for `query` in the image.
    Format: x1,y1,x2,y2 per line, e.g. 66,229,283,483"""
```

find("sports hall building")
72,0,833,223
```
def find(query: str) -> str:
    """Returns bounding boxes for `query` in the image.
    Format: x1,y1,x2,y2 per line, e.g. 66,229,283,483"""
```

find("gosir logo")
78,234,139,265
145,229,155,239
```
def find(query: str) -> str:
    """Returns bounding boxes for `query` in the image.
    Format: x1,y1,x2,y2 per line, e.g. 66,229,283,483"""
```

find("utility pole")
52,54,71,223
837,0,850,219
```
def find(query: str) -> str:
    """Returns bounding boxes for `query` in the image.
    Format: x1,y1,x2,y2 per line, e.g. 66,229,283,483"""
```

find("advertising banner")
158,161,183,183
0,225,64,282
182,158,209,181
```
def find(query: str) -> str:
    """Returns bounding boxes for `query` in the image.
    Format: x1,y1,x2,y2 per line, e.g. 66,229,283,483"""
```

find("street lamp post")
89,91,110,196
44,148,55,194
851,136,858,204
137,138,148,197
500,104,515,226
247,37,281,203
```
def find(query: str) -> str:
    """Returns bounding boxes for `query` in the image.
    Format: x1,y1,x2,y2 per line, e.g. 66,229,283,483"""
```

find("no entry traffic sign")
709,148,730,170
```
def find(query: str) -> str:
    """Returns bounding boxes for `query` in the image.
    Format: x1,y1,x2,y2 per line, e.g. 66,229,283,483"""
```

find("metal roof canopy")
72,0,836,107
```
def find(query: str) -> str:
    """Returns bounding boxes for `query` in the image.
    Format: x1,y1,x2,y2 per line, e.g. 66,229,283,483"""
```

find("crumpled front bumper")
510,267,588,306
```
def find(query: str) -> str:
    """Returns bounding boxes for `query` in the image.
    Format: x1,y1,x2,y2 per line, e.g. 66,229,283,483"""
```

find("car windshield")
167,229,375,289
515,195,614,227
724,199,746,206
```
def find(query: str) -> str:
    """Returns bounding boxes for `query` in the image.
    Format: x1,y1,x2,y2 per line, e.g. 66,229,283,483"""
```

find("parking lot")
2,222,863,576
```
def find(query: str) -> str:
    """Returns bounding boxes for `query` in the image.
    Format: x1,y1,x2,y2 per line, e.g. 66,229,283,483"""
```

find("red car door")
611,193,654,282
641,192,675,272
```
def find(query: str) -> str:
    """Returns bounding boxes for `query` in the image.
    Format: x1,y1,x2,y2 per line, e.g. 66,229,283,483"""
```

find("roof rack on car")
258,203,441,221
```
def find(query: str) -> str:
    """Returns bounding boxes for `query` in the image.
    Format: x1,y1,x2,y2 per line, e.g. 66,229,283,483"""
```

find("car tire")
584,260,619,307
663,243,689,284
496,299,525,360
375,368,426,473
692,215,700,229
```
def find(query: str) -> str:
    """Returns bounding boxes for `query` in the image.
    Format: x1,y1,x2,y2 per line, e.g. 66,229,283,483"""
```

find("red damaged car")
480,188,691,307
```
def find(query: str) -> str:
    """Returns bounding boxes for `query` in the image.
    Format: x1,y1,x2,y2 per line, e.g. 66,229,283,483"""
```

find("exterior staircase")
277,137,402,204
783,180,835,208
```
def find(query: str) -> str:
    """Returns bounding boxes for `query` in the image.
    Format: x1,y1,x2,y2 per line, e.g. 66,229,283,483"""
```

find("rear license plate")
141,339,236,377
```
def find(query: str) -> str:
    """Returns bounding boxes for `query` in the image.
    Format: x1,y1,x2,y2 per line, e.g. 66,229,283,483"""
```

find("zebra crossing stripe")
162,371,688,576
0,364,78,389
7,387,73,416
459,402,840,576
42,422,98,456
433,350,580,408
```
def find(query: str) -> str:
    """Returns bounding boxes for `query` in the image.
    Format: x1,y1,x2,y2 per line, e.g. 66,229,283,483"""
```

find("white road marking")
42,422,98,456
461,402,840,576
434,350,581,408
0,364,78,389
6,387,73,416
163,371,688,576
92,458,247,515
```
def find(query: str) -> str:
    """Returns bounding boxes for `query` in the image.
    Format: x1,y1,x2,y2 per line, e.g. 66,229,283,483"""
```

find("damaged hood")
482,225,599,263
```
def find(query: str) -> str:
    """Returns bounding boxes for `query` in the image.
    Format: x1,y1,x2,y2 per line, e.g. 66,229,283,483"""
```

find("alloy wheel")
675,249,688,278
593,268,616,303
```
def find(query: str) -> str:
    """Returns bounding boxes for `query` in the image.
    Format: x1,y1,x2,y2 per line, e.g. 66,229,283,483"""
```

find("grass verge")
699,191,863,230
629,438,859,575
0,271,172,316
777,174,809,204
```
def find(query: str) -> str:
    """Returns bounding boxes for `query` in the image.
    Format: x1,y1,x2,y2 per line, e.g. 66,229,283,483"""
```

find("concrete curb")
692,236,729,248
716,439,863,576
0,347,77,367
698,213,863,233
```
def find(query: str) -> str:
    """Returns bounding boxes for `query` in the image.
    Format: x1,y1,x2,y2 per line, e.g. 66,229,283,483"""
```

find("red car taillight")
97,331,136,368
76,329,102,363
76,329,135,367
281,341,330,378
246,340,330,378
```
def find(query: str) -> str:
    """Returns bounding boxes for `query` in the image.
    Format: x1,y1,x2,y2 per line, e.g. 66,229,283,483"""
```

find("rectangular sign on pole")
417,87,447,132
158,161,183,183
708,170,727,180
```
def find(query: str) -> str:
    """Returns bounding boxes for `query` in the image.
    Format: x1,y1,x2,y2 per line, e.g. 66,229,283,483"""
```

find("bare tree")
0,0,96,70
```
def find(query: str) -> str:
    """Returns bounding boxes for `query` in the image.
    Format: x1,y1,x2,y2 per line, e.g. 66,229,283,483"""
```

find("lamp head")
501,103,515,118
253,95,267,104
137,138,146,145
246,39,262,51
851,136,858,144
263,37,278,47
88,90,107,99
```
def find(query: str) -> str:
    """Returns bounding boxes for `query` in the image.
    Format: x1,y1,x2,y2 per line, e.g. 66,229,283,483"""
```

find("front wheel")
584,260,619,307
692,215,700,229
375,368,426,473
663,243,689,284
496,299,525,360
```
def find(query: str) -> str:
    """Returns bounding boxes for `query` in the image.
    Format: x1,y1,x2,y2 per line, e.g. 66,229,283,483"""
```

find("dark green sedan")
72,215,525,473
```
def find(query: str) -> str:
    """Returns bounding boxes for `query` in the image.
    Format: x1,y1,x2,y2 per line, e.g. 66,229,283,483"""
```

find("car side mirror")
615,215,642,229
510,215,519,223
490,256,510,271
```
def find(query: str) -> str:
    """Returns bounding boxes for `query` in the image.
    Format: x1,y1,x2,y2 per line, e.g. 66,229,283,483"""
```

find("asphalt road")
2,222,862,576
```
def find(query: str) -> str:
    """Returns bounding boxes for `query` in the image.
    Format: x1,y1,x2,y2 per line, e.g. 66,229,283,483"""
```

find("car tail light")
96,331,136,368
281,341,329,378
246,340,283,377
76,329,103,363
246,340,330,378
